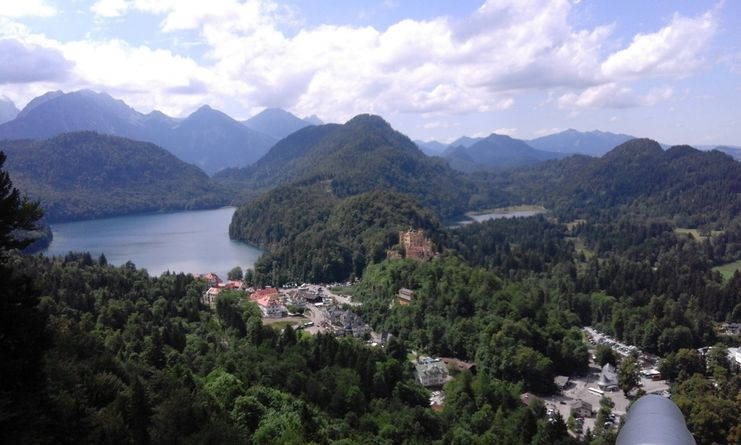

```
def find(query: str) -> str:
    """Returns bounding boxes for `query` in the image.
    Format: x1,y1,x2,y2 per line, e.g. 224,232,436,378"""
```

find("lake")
450,205,547,227
45,207,263,279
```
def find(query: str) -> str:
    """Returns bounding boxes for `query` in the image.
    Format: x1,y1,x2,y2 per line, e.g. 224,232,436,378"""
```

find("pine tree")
0,151,48,441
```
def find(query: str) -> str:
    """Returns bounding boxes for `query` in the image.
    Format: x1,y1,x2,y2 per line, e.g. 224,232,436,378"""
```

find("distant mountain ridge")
161,105,276,174
527,129,635,157
0,90,282,174
243,107,318,140
414,140,448,156
450,136,483,148
710,145,741,160
0,97,19,124
2,131,226,222
443,133,566,172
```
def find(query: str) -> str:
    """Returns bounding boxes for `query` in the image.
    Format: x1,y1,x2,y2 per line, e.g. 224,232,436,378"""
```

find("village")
196,229,436,338
194,229,740,439
198,272,378,340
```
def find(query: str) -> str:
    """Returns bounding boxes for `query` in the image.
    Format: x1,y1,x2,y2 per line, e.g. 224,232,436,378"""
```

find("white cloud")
558,83,673,109
61,38,215,115
90,0,131,18
0,39,73,83
1,0,721,123
495,98,515,110
494,127,517,136
0,0,56,18
534,127,563,137
601,11,715,80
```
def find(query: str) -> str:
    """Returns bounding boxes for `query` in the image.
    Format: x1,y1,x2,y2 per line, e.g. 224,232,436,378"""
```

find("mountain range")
416,130,636,172
527,128,636,157
0,90,314,174
443,133,566,172
2,132,226,222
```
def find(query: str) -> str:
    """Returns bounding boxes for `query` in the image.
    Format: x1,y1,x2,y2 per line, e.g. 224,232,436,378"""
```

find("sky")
0,0,739,146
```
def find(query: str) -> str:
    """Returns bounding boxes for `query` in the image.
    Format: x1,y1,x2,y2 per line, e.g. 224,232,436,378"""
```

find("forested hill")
492,138,741,228
216,114,500,218
231,188,442,283
2,132,227,222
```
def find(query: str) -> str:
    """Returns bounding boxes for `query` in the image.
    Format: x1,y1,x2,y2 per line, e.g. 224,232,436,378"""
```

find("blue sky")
0,0,739,146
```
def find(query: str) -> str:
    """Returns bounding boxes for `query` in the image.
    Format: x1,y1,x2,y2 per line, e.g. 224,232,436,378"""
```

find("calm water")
45,207,262,278
468,209,546,222
449,207,547,227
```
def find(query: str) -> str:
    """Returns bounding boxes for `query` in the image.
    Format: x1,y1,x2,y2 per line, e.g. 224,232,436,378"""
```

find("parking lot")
541,329,670,435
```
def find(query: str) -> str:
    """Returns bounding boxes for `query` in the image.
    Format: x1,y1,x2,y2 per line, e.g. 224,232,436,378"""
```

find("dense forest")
487,139,741,228
1,132,227,222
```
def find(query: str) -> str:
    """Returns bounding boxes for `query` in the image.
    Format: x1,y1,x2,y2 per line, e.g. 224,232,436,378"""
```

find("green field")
330,285,355,295
263,318,302,331
713,260,741,280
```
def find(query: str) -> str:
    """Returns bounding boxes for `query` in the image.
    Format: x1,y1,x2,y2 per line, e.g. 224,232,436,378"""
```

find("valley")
1,96,740,445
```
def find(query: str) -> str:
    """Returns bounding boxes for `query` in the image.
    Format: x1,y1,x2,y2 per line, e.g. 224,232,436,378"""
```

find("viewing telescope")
616,394,696,445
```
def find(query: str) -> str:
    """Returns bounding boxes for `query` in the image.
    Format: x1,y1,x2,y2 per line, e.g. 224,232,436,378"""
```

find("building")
598,363,618,391
328,309,369,337
223,280,245,290
641,369,662,380
255,295,284,318
399,229,434,261
570,400,593,418
415,358,448,387
198,272,222,287
202,287,221,307
397,288,415,306
718,323,741,336
250,287,279,301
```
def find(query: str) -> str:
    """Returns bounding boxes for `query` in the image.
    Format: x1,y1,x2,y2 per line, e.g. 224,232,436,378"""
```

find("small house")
202,287,221,307
397,288,415,306
415,358,448,387
570,400,592,418
200,272,222,287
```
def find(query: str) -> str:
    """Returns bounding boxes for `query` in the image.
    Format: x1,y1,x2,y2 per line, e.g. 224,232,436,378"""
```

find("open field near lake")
713,260,741,280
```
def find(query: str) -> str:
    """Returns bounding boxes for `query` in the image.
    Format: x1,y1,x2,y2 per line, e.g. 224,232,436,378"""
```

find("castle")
398,229,434,261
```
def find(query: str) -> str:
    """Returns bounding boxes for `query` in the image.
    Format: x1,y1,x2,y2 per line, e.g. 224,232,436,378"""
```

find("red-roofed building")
255,295,284,318
224,280,245,290
250,287,279,301
197,272,222,287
